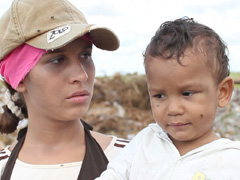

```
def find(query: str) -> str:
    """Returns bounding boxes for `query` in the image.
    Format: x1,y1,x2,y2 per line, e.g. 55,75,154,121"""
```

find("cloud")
1,0,239,76
70,0,240,75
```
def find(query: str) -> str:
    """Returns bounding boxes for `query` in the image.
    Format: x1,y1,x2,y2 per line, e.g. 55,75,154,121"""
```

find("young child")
95,17,240,180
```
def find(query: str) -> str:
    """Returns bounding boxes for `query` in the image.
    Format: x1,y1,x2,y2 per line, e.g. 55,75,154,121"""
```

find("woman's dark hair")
144,17,230,83
0,80,28,133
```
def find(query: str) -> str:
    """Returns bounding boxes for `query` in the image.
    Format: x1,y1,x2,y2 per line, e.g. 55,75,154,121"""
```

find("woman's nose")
69,62,88,83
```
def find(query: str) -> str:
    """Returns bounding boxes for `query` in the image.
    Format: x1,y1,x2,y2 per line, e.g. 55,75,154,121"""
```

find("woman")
0,0,128,179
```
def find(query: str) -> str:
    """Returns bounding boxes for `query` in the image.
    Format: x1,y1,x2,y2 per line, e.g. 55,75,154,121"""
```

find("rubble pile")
0,73,240,148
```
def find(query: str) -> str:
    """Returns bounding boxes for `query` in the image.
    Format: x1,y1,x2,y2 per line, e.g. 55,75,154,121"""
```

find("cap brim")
26,24,119,51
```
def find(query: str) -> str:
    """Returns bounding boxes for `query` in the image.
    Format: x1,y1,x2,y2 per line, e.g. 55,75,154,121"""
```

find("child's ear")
15,81,26,93
218,77,234,108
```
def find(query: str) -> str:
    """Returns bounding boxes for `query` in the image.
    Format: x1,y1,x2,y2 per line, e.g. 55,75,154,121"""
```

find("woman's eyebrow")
43,44,92,56
44,48,65,55
83,44,93,50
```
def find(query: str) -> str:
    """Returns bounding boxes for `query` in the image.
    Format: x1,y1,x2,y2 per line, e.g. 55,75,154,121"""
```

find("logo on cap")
47,25,71,43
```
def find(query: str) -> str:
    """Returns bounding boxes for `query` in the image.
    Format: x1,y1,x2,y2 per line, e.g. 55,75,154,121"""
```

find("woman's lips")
67,90,90,103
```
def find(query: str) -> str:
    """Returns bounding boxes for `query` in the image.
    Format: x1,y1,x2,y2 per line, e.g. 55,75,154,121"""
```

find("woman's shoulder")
91,131,130,161
91,131,129,147
106,136,130,149
104,136,129,161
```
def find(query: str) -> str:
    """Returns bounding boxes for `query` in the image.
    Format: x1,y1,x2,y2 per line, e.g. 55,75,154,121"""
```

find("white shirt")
0,136,129,180
96,123,240,180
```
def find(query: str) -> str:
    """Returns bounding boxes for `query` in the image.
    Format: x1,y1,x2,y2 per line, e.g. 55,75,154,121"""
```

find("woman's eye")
182,91,194,96
49,56,65,64
80,52,92,60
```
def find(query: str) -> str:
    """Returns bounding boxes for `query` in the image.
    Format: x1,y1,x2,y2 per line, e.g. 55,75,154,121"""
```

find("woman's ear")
15,81,26,93
218,77,234,108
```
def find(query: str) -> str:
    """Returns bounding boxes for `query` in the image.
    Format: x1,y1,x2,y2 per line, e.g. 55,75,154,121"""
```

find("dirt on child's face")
145,49,220,147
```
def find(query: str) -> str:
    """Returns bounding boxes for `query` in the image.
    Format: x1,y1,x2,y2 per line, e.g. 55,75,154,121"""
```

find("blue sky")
0,0,239,76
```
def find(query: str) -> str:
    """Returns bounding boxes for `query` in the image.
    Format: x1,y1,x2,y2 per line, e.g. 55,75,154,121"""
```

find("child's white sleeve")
95,134,138,180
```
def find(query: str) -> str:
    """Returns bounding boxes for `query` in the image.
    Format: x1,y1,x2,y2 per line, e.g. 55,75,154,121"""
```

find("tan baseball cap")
0,0,120,60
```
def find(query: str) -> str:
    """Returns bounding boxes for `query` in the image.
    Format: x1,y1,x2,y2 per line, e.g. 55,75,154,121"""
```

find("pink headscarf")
0,34,92,90
0,44,46,89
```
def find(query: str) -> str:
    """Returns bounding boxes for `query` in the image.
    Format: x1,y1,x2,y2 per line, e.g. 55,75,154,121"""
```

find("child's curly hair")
144,17,230,84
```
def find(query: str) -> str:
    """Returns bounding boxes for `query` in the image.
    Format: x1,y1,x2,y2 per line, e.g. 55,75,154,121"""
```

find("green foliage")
230,72,240,79
230,72,240,89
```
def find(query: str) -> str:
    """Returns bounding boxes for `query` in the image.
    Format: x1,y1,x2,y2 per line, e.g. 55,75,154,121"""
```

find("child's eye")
153,94,165,99
182,91,194,96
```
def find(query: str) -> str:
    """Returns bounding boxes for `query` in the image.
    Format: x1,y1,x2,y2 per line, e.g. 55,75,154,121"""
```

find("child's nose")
167,98,184,116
